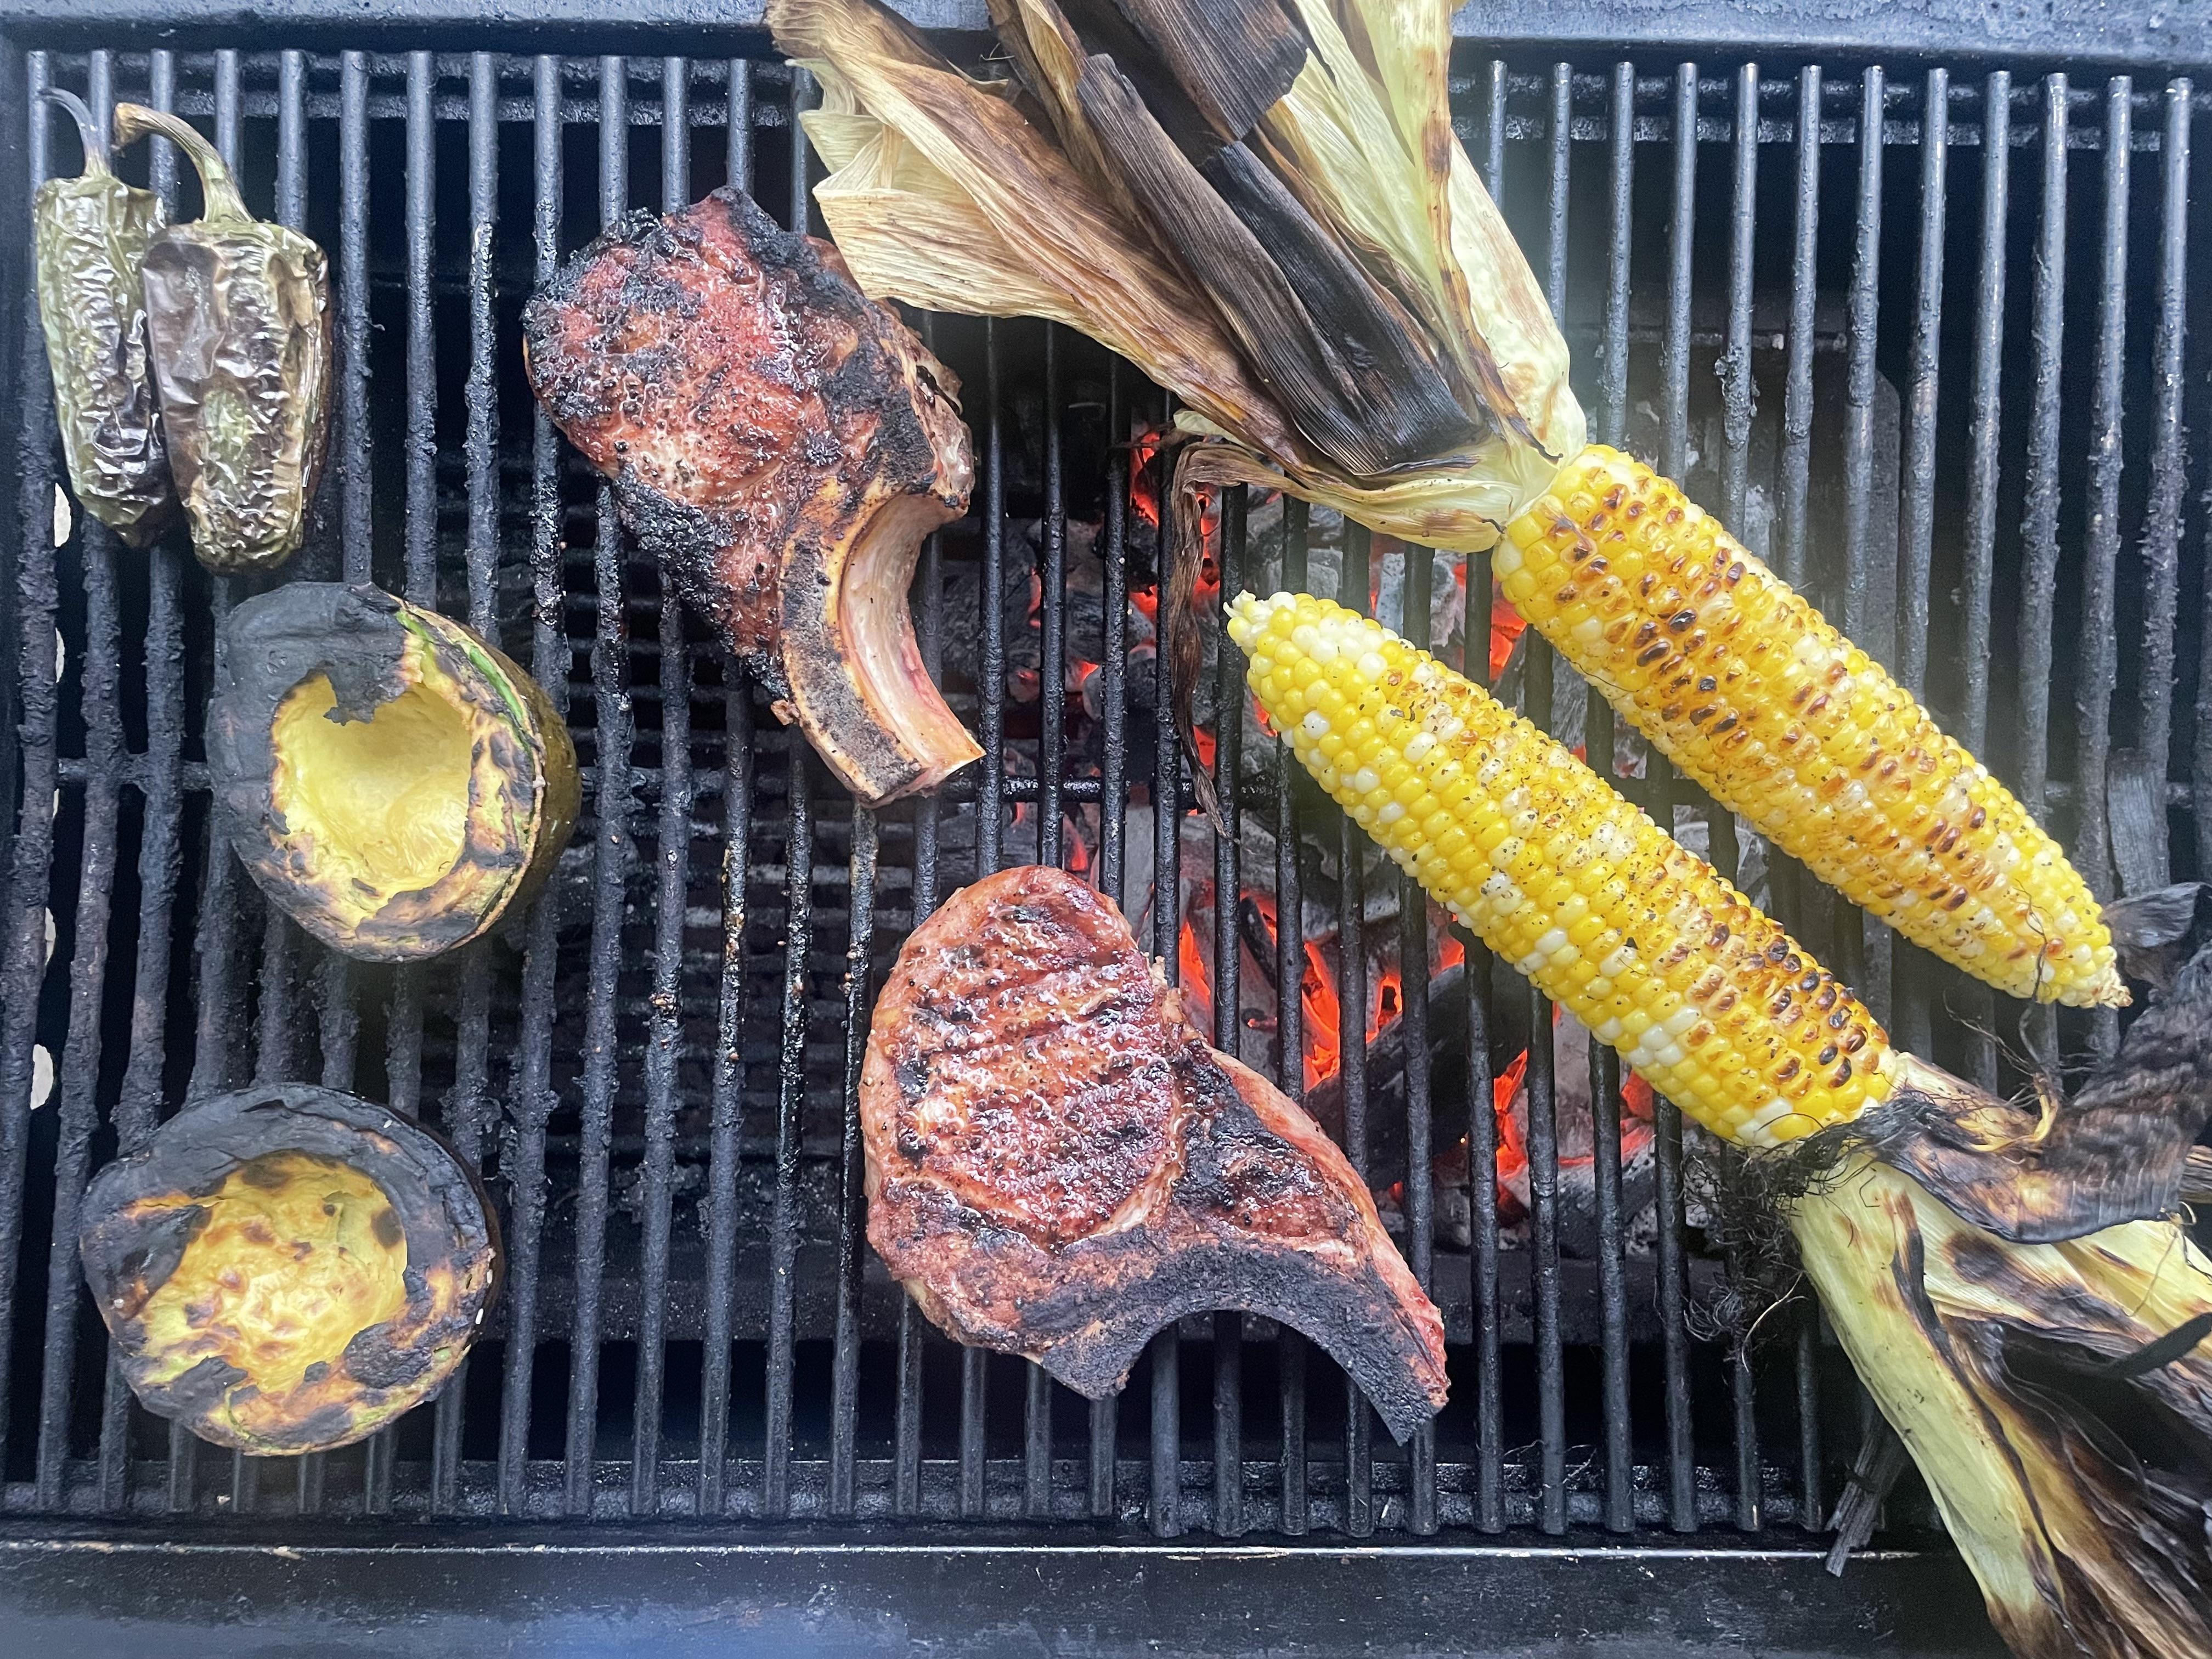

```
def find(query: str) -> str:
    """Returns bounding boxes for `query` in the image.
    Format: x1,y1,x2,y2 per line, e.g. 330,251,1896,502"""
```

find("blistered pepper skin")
116,103,332,575
33,89,175,547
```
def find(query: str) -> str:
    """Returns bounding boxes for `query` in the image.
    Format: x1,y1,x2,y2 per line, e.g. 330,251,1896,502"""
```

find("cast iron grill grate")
0,34,2205,1550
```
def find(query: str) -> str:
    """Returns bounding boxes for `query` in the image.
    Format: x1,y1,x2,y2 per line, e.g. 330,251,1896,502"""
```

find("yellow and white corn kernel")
1227,590,1893,1149
1499,445,2123,1008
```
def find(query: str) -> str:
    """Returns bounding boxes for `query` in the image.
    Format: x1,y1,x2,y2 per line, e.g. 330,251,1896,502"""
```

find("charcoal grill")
0,3,2207,1652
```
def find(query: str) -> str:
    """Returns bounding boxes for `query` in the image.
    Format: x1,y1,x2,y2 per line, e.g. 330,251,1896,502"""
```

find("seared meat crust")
862,865,1449,1440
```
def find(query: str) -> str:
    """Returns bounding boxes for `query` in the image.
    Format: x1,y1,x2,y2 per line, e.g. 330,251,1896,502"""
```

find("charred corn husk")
1500,447,2121,1008
1227,590,1891,1147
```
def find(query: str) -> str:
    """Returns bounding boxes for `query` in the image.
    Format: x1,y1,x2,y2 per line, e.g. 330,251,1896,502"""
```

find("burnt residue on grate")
0,43,2206,1540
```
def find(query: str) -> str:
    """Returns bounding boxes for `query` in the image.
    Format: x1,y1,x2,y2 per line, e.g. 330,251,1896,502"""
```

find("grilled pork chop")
862,865,1449,1440
523,185,981,804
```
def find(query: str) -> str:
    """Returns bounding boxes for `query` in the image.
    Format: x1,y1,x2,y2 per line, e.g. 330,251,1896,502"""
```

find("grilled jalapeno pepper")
115,103,332,574
33,88,175,548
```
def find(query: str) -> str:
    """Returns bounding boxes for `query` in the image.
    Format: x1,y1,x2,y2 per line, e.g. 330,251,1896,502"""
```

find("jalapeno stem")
41,87,112,179
113,101,249,223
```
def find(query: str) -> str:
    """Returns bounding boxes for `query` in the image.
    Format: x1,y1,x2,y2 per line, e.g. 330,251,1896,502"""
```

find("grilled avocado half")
208,582,578,962
80,1084,500,1455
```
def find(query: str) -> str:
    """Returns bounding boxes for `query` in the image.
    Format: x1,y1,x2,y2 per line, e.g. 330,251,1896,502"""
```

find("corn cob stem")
1500,445,2123,1008
1228,590,1892,1147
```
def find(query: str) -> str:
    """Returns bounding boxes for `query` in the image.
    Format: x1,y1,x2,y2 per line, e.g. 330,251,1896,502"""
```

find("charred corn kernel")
1229,591,1892,1149
1500,445,2124,1008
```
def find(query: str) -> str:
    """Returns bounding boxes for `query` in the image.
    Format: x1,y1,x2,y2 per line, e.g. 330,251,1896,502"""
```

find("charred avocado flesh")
78,1084,499,1455
208,583,578,962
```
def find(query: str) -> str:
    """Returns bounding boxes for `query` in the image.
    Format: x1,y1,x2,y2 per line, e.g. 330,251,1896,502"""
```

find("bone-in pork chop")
861,865,1449,1440
523,185,980,804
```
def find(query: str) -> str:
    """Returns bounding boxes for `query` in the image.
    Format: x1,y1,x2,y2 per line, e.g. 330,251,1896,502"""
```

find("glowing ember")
1370,965,1402,1045
1130,430,1164,530
1492,1049,1530,1189
1176,915,1211,1029
1297,932,1342,1091
1489,595,1527,680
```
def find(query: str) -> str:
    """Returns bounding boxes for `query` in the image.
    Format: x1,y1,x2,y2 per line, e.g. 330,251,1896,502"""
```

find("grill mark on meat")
862,865,1449,1441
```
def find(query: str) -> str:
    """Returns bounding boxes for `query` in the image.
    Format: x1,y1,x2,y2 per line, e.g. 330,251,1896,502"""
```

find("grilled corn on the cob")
1499,445,2123,1008
1227,590,1892,1148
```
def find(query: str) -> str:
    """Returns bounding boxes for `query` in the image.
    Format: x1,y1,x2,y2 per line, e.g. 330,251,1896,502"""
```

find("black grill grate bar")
1718,64,1759,529
1148,391,1180,1542
1960,74,2010,771
2078,77,2131,1064
1889,66,1945,1071
215,42,257,1522
403,51,438,608
429,47,498,1520
94,47,185,1520
146,49,174,199
361,42,439,1520
123,53,184,1518
1595,63,1633,450
1895,69,1946,712
14,52,72,1513
2194,83,2212,889
701,674,755,1517
2142,83,2191,801
1085,364,1128,1522
1211,485,1246,1538
1585,54,1637,1542
563,52,634,1517
2019,74,2072,820
1524,60,1573,1543
1460,60,1508,1542
762,68,816,1523
1025,323,1068,1523
1097,366,1131,915
1646,57,1703,1540
495,50,566,1519
276,49,305,227
698,65,752,1519
1839,66,1888,1023
1723,60,1765,1537
2019,73,2069,1070
628,55,692,1517
1399,535,1437,1539
174,52,249,1519
30,320,121,1525
1336,520,1374,1538
892,313,945,1521
961,314,1006,1525
764,738,809,1518
1273,493,1308,1537
828,77,878,1521
337,54,371,582
1773,64,1821,594
1953,72,2006,1093
831,803,879,1516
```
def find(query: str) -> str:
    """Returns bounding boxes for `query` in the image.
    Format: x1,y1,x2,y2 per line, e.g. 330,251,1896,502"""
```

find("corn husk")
1793,1156,2212,1658
773,0,1581,542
